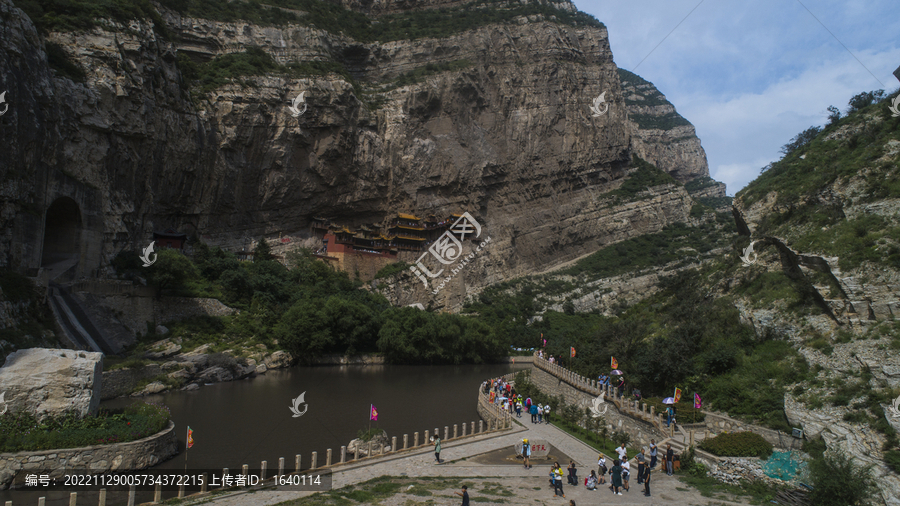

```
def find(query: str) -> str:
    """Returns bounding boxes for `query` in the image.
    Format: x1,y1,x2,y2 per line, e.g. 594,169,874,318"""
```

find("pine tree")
254,237,273,262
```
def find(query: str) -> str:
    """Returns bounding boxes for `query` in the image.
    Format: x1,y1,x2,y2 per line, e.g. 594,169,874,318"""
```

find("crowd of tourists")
483,377,553,423
481,374,680,504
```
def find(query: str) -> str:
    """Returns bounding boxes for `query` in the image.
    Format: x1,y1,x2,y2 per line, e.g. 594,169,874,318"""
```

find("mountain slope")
0,0,719,311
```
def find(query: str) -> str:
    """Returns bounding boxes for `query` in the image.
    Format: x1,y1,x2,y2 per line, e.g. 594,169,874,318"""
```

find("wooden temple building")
309,212,477,280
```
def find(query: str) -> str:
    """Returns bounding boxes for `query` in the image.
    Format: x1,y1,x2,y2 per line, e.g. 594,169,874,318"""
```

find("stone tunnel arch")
41,197,82,267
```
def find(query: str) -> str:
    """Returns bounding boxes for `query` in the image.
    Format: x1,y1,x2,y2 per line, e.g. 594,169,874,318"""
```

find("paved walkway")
185,415,752,506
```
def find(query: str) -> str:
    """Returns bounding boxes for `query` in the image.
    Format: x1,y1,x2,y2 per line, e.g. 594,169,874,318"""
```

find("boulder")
197,366,233,383
264,351,295,369
255,364,268,375
133,382,168,396
182,383,200,391
155,325,169,335
0,349,103,421
160,361,181,371
167,369,191,382
347,430,390,457
143,339,182,360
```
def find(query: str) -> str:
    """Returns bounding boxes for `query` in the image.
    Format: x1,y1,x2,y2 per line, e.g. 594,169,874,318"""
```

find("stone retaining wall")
0,421,178,489
702,412,796,449
529,364,665,448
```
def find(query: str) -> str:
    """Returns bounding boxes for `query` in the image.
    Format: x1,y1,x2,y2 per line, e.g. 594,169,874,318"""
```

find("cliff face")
619,69,720,190
0,0,717,308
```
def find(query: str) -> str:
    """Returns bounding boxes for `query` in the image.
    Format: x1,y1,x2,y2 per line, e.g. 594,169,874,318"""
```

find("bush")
699,432,773,458
885,450,900,474
0,402,170,452
808,450,875,506
374,261,411,279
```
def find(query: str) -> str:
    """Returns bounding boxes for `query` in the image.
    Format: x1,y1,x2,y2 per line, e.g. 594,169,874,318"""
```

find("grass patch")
178,47,361,96
17,0,170,37
678,473,782,504
103,356,151,370
598,155,678,206
0,401,170,451
560,218,733,280
629,112,692,130
384,60,474,90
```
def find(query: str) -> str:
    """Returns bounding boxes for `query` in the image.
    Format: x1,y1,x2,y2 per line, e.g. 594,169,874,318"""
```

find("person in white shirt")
537,404,544,423
615,443,627,462
544,404,551,424
597,454,608,484
622,460,631,492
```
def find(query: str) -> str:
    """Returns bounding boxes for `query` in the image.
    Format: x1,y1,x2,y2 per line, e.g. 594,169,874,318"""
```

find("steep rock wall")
0,0,718,307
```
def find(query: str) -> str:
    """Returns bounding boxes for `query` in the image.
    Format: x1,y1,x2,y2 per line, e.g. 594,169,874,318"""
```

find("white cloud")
574,0,900,194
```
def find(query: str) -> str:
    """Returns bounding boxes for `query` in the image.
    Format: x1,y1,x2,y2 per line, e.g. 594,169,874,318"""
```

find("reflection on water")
1,362,526,505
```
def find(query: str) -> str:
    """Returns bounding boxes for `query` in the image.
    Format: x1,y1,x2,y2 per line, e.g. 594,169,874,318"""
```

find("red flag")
570,347,576,358
694,392,702,409
611,356,618,369
187,427,194,449
674,388,682,403
370,404,378,421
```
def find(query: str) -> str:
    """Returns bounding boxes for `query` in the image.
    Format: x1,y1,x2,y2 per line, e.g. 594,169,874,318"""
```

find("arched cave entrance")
41,197,82,267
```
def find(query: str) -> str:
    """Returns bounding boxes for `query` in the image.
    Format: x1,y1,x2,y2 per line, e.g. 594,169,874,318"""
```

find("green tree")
376,308,441,364
275,299,334,360
808,451,875,506
827,105,841,125
147,249,199,293
320,296,381,355
847,90,884,113
253,238,273,262
780,126,821,155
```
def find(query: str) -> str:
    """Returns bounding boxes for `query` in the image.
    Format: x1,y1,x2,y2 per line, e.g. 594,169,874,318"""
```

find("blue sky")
575,0,900,195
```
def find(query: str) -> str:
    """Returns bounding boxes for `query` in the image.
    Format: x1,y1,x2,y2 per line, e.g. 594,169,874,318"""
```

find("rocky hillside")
0,0,719,310
456,89,900,504
731,91,900,504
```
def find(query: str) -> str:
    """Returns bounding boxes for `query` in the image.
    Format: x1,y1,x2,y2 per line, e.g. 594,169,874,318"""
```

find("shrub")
885,450,900,474
374,261,411,279
699,432,773,458
0,402,170,452
611,430,632,448
808,450,875,506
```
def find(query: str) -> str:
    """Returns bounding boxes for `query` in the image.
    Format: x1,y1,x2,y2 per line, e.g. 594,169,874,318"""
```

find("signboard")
515,439,550,458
